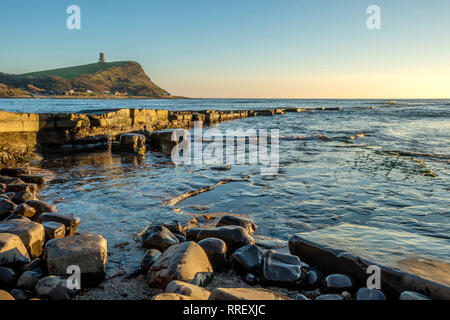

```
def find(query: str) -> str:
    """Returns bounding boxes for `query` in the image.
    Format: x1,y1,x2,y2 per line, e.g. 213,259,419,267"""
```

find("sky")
0,0,449,98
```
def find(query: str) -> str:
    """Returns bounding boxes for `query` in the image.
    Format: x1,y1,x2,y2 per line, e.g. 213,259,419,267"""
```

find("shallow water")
2,98,449,270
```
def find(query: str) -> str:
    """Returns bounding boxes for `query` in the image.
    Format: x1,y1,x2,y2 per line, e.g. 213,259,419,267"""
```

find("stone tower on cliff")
99,52,105,63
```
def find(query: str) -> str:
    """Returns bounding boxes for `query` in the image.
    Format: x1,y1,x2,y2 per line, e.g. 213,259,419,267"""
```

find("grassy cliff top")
19,61,129,79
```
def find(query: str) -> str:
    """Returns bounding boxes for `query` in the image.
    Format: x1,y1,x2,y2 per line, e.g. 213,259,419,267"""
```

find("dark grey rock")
140,225,179,251
190,272,214,287
17,174,45,185
22,258,43,272
42,221,66,242
0,267,16,289
316,294,344,300
295,293,310,300
198,237,227,271
215,215,257,236
0,198,17,220
175,233,186,243
305,270,321,289
6,183,38,195
323,274,353,293
25,200,56,216
12,191,37,205
17,269,43,291
261,250,301,287
39,212,79,236
4,214,31,221
10,288,34,300
356,287,386,300
399,291,431,300
186,227,203,241
243,273,258,286
141,249,161,274
14,203,36,219
197,226,254,253
35,275,78,300
231,244,263,275
0,168,30,177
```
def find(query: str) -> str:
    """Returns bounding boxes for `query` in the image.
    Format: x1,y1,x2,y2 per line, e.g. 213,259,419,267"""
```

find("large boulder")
25,200,56,216
139,225,179,251
35,276,77,300
14,203,36,219
166,280,211,300
44,234,107,287
0,233,30,267
16,269,43,291
0,219,45,259
260,250,302,287
141,249,161,274
0,198,17,220
216,215,257,236
147,241,213,288
209,288,291,300
231,244,264,275
198,238,227,271
197,226,254,253
39,212,80,236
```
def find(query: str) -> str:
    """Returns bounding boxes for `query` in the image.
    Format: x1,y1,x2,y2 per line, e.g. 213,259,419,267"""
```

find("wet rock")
243,273,258,286
261,250,301,287
0,168,30,177
186,227,203,241
141,249,161,274
216,215,257,236
174,234,186,243
0,176,24,185
21,258,43,272
0,289,14,300
231,244,264,275
42,221,66,242
25,200,56,216
147,241,212,289
114,133,146,155
304,270,321,289
304,289,321,299
0,198,17,220
152,293,194,300
14,203,36,219
166,280,211,300
4,214,30,221
149,130,180,154
341,291,352,300
198,237,227,271
10,288,33,300
12,190,37,205
0,219,45,259
6,183,38,195
140,225,179,251
35,276,77,300
399,291,431,300
137,215,197,237
39,212,80,236
0,183,5,193
16,269,43,291
316,294,344,300
356,287,386,300
295,293,310,300
0,267,16,289
190,272,214,287
44,234,107,287
17,174,45,185
0,232,30,267
197,226,255,253
209,288,291,300
323,274,353,293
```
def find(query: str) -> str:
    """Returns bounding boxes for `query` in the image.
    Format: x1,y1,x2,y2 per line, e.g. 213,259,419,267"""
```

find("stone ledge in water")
288,223,450,300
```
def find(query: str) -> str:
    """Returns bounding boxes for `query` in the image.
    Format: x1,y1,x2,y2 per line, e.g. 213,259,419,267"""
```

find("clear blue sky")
1,0,449,98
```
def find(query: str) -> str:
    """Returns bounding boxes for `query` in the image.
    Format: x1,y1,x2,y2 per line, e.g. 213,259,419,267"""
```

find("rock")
189,272,214,287
209,288,291,300
0,233,30,267
141,249,161,274
22,258,43,272
39,212,79,236
42,221,66,242
0,289,14,300
175,234,186,243
356,287,386,300
0,267,16,289
304,270,321,289
12,190,37,205
198,238,227,271
10,288,33,300
186,227,203,241
44,234,107,287
0,198,17,220
25,200,56,216
114,133,146,155
197,226,255,253
399,291,431,300
261,250,301,287
304,289,321,299
17,174,45,185
35,276,77,300
323,274,353,293
0,176,24,185
6,183,38,195
0,219,45,259
149,130,180,154
243,273,258,286
0,168,30,177
216,215,257,236
14,203,36,219
137,215,197,238
341,291,352,300
4,214,31,221
295,293,310,300
231,244,263,275
166,280,211,300
140,225,179,251
152,293,194,300
315,294,344,300
17,269,43,291
147,241,213,289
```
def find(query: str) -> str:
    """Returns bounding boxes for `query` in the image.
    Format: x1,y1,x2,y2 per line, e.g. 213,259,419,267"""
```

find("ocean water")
1,98,449,270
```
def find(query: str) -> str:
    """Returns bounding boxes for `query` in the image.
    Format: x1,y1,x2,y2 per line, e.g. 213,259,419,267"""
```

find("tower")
99,52,105,63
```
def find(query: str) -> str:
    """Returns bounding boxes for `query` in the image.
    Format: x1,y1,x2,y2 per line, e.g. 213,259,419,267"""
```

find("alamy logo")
366,5,381,30
67,265,81,290
66,5,81,30
170,121,280,175
366,265,381,289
